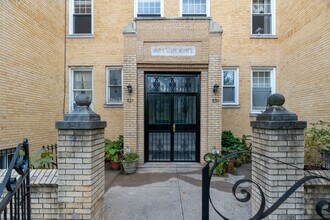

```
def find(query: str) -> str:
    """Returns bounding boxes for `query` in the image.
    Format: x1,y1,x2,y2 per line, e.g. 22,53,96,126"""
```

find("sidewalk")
104,163,252,220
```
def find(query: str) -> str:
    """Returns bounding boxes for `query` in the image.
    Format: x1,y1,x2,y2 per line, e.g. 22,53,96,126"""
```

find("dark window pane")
110,86,122,103
110,70,122,85
74,15,91,34
253,15,272,34
252,87,271,110
223,87,235,103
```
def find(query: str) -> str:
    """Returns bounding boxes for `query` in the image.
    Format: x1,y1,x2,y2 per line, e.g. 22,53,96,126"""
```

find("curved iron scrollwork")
0,139,31,219
169,77,176,92
184,77,192,92
202,151,330,220
153,77,160,91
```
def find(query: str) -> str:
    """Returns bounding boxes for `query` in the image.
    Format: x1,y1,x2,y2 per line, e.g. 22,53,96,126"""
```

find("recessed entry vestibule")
144,72,201,162
122,18,222,164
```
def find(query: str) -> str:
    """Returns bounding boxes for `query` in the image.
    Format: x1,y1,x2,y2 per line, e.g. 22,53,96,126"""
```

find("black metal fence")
0,139,31,220
202,151,330,220
42,144,58,169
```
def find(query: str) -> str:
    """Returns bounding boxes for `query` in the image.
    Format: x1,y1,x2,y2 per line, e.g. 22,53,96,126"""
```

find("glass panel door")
145,73,200,162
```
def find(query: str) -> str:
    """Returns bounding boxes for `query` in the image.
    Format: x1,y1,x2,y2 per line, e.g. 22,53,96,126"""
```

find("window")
222,68,239,105
251,68,275,112
0,148,15,169
106,68,123,104
251,0,275,35
181,0,210,17
70,68,93,111
135,0,163,17
70,0,93,35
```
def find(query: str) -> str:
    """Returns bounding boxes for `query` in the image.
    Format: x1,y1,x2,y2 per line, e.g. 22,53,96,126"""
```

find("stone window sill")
104,103,123,108
222,105,240,109
250,112,262,117
67,34,94,39
250,35,278,39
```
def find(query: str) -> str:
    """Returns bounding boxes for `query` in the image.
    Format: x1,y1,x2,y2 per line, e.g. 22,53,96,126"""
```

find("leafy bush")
105,135,123,162
123,152,139,162
304,121,330,168
221,131,251,156
30,148,54,169
215,156,228,176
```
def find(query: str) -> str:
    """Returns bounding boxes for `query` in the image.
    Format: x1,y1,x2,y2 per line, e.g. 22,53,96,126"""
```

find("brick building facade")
1,0,329,164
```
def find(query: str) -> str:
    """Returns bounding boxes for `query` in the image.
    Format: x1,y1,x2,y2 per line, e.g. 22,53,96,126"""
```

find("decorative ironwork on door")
145,73,200,162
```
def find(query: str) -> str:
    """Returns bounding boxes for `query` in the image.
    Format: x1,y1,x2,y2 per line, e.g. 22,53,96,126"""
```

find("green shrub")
105,135,123,162
123,152,139,162
304,121,330,168
215,156,228,176
30,148,54,169
221,130,251,155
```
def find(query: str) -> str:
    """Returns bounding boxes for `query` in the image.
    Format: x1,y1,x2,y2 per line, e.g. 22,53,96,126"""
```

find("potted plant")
105,135,123,171
121,152,139,174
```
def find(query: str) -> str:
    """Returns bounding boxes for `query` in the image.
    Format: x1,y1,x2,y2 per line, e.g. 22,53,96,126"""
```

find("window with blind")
251,68,275,112
106,68,123,104
251,0,275,35
222,68,239,105
135,0,162,17
181,0,209,17
70,0,92,34
70,68,93,111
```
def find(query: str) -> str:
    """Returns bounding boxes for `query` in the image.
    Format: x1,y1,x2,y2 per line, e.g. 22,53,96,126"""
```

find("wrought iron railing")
0,139,31,220
202,151,330,220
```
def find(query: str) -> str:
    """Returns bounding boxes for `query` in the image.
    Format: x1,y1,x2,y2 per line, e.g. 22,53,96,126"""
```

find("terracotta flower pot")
110,161,121,171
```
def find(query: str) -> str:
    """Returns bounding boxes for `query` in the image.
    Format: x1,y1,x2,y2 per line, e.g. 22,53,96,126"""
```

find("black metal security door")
145,73,200,162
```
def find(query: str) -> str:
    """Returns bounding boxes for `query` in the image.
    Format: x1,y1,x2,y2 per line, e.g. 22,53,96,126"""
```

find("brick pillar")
207,21,223,155
250,94,306,220
55,93,106,220
123,22,139,158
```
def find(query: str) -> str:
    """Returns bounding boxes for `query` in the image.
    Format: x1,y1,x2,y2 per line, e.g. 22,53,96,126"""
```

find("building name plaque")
151,46,196,57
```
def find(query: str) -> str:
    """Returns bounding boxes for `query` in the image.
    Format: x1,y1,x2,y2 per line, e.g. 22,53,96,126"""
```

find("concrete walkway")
104,163,252,220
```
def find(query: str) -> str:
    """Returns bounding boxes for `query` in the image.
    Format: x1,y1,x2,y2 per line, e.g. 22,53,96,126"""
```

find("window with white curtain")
181,0,209,16
251,0,275,35
106,67,123,104
251,68,275,112
70,68,93,111
70,0,93,34
135,0,162,17
222,68,239,105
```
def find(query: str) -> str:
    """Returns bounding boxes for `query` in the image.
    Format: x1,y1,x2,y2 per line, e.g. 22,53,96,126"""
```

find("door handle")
173,124,176,133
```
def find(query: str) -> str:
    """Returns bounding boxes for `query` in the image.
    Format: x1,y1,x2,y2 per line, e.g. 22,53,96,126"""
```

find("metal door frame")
144,72,201,162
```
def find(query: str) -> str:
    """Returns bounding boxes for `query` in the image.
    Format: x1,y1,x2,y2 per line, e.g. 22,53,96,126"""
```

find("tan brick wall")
65,0,134,141
65,0,329,149
0,0,65,152
277,0,330,125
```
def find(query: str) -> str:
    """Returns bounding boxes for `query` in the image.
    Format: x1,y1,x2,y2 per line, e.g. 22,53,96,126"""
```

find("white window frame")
69,0,94,35
250,0,276,35
250,67,276,113
69,67,94,112
134,0,164,17
106,67,123,105
180,0,210,17
222,68,239,105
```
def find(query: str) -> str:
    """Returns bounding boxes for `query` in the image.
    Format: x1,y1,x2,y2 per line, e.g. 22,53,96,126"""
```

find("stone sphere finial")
75,92,91,107
267,93,285,107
